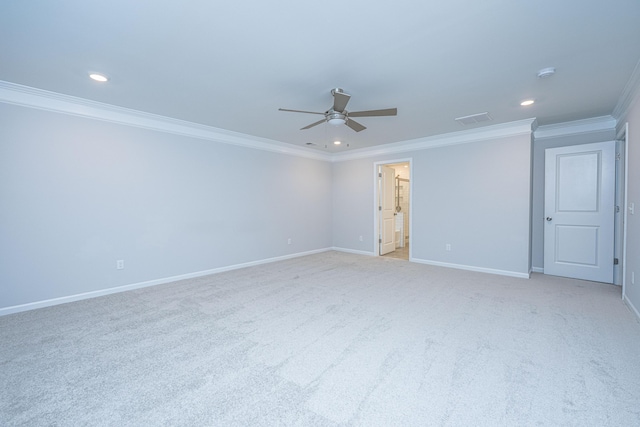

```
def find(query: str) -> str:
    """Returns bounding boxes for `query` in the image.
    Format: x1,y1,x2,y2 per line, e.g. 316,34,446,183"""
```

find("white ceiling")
2,1,640,152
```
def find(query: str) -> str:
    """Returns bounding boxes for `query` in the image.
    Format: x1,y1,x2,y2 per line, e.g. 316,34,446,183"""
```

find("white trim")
623,294,640,323
0,248,332,317
331,247,376,256
0,80,331,162
620,123,629,299
410,257,531,279
374,163,381,256
534,116,617,140
531,266,544,273
613,58,640,123
332,118,536,162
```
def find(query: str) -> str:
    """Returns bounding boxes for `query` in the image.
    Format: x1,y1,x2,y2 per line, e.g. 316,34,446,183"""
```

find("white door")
544,141,615,283
379,165,396,255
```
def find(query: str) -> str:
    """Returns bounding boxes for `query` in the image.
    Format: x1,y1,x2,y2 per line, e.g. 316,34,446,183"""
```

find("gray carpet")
2,251,640,426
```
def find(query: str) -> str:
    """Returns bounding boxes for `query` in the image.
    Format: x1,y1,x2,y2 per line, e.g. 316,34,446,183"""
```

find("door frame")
617,123,629,296
373,158,413,258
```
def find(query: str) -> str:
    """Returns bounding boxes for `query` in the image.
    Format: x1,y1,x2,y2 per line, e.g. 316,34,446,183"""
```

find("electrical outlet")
116,260,124,270
359,235,363,242
287,238,292,245
446,244,451,251
632,272,635,285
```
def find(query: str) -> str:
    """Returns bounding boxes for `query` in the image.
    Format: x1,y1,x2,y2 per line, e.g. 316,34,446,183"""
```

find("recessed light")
520,99,535,106
89,73,109,82
333,140,341,145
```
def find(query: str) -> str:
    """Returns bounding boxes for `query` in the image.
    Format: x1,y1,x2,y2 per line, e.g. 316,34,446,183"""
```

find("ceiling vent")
454,112,492,125
537,67,556,79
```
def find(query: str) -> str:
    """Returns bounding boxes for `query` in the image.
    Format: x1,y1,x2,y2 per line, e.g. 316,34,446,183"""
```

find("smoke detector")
537,67,556,79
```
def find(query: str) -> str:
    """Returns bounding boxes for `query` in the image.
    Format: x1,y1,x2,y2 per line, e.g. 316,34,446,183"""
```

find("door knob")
546,217,552,221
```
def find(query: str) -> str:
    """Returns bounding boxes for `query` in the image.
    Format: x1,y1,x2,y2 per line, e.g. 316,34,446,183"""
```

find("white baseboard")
531,266,544,273
331,247,376,256
410,257,531,279
0,248,333,317
623,294,640,323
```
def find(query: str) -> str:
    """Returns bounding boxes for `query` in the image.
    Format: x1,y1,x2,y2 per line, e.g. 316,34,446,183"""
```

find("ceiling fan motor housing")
327,111,346,125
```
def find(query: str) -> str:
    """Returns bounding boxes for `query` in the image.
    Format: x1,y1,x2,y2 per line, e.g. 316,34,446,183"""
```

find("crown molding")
0,81,332,162
0,80,539,164
331,118,536,162
612,58,640,123
533,115,616,140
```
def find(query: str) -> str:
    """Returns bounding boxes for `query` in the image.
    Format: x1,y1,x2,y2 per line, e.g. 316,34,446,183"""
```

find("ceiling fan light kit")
279,88,397,133
327,112,346,126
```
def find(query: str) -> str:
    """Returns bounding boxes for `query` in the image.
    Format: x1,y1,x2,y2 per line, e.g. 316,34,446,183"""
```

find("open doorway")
376,161,411,260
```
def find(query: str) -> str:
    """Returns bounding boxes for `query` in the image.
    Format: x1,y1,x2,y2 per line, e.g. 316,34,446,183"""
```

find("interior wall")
619,85,640,318
412,134,532,276
333,132,534,277
332,158,375,253
531,128,617,271
0,103,333,310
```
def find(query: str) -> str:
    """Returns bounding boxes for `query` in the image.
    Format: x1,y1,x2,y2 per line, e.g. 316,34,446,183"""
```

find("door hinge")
616,153,621,161
614,258,619,265
616,205,620,213
379,206,382,211
379,238,382,244
378,172,382,178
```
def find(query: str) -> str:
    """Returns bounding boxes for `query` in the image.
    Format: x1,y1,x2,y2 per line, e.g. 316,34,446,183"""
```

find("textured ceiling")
1,0,639,152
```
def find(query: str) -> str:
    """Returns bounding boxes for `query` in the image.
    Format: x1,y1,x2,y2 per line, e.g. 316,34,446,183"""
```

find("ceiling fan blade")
348,108,397,117
279,108,325,115
301,118,326,130
346,119,366,132
333,90,351,112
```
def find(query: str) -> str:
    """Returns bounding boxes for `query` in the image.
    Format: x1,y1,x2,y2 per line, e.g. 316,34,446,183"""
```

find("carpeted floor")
1,251,639,426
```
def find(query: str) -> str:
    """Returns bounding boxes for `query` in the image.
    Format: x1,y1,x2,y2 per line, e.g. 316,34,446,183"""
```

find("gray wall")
620,87,640,317
531,129,616,271
412,135,532,275
332,158,376,253
0,103,332,309
333,132,534,277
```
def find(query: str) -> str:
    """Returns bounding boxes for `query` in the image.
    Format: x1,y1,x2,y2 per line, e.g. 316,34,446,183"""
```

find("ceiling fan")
279,88,397,132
